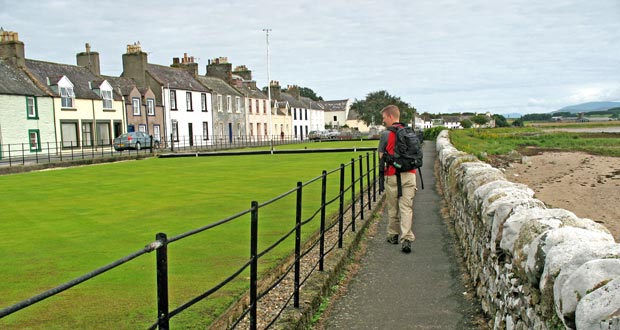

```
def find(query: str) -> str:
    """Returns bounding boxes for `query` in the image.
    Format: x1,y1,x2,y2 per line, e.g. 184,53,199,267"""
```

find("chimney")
171,52,198,77
233,65,252,81
206,57,233,85
269,80,281,100
287,85,300,100
0,28,26,67
121,42,148,86
76,43,101,75
243,80,257,90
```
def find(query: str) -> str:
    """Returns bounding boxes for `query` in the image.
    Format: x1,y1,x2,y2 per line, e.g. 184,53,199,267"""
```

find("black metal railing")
0,151,380,329
0,134,367,167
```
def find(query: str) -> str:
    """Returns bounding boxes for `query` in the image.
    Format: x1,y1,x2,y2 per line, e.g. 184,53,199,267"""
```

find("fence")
0,134,362,167
0,150,379,329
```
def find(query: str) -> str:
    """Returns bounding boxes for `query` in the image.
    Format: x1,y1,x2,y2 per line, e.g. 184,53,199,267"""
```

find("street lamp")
263,28,273,140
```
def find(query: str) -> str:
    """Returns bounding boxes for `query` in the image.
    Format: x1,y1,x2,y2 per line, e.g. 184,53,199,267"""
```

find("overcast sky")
2,0,619,115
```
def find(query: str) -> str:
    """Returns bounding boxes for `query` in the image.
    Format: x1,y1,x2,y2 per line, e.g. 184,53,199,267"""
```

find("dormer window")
60,86,75,108
102,89,113,109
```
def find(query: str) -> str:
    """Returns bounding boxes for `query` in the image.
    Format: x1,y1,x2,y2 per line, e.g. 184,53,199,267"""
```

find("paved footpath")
322,141,483,330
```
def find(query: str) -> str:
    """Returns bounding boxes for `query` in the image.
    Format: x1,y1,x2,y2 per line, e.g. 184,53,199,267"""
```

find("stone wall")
436,130,620,330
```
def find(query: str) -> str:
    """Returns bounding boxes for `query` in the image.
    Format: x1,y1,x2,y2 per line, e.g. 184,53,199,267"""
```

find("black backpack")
385,124,423,172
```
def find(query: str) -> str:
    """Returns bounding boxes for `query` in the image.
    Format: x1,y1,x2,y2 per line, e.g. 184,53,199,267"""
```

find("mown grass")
0,141,379,329
449,127,620,159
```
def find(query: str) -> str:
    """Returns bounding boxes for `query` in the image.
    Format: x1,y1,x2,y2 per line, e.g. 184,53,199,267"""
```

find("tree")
471,115,490,127
350,90,416,126
512,118,524,127
299,87,323,101
460,119,473,129
493,114,509,127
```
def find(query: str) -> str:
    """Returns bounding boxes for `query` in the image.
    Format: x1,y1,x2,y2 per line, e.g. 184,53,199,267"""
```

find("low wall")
436,130,620,330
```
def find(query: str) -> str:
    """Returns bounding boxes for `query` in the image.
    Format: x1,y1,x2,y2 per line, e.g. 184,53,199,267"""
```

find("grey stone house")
201,57,247,142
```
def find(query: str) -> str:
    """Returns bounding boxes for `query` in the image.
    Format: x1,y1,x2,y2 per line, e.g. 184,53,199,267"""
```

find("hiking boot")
387,235,399,244
401,240,412,253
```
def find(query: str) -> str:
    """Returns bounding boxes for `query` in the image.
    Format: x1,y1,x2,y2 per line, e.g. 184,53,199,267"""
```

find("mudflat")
499,151,620,242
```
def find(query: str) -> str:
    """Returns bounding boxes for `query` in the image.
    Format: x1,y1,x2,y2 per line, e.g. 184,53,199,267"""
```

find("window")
237,123,241,137
147,99,155,115
203,122,209,140
263,100,267,114
294,109,297,120
227,95,232,113
263,122,268,136
82,122,93,147
249,99,253,113
217,95,223,112
186,92,193,111
201,93,207,112
26,96,38,119
61,122,78,148
102,90,113,109
153,125,161,141
139,124,147,133
170,90,177,110
60,86,75,108
29,129,41,151
132,97,141,115
305,109,308,120
256,100,260,113
97,122,111,145
333,116,337,122
172,120,179,141
236,97,241,113
257,123,261,137
249,123,253,136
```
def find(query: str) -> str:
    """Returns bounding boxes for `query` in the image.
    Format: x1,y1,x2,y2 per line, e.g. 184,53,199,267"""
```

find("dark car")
113,132,160,151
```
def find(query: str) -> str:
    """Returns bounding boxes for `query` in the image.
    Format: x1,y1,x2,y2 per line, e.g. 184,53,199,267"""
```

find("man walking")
378,105,417,253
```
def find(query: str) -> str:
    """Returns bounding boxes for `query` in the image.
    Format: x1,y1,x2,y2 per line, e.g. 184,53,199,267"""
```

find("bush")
423,126,446,140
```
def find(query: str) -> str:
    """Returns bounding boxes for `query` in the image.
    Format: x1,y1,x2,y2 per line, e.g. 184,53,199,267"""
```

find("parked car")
113,132,160,151
308,131,327,141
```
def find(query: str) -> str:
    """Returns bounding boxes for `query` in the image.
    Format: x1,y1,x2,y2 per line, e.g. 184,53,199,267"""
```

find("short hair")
381,105,400,118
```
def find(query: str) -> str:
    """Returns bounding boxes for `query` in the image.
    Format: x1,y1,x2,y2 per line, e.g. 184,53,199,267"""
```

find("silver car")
113,132,160,151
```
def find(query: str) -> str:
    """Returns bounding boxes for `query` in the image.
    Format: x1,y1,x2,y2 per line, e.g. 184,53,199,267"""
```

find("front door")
228,123,233,143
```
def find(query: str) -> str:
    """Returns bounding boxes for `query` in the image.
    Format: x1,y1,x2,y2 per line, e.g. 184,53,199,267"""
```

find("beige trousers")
385,172,417,242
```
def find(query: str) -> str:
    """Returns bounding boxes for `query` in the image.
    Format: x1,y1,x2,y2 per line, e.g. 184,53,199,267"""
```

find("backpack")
385,124,423,172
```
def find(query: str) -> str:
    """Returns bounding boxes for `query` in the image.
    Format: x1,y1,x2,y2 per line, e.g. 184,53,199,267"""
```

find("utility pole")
263,28,273,140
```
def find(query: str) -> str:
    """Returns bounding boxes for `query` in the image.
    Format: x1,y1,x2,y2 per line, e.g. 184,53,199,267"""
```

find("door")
188,123,194,146
228,123,233,143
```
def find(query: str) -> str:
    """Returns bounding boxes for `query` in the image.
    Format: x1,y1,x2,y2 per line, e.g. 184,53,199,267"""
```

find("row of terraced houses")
0,29,366,156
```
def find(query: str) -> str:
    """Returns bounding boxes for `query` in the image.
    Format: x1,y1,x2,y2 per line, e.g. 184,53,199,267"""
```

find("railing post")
250,201,258,330
155,232,169,330
366,153,372,209
170,134,174,152
372,151,377,202
338,164,345,248
319,170,327,271
8,144,12,167
21,143,25,165
294,181,302,308
358,155,364,220
350,158,356,232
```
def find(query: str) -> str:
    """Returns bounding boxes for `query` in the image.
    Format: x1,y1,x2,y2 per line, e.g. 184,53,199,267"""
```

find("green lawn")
0,141,379,329
449,127,620,159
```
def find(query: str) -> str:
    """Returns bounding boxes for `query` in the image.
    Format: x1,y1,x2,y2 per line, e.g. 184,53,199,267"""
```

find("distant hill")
554,101,620,114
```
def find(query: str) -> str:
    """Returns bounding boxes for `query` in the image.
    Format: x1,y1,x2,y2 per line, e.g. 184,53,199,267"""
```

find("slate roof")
104,75,138,96
236,84,268,99
319,99,349,112
0,60,48,96
25,59,122,100
279,91,310,108
146,64,209,92
196,75,241,96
